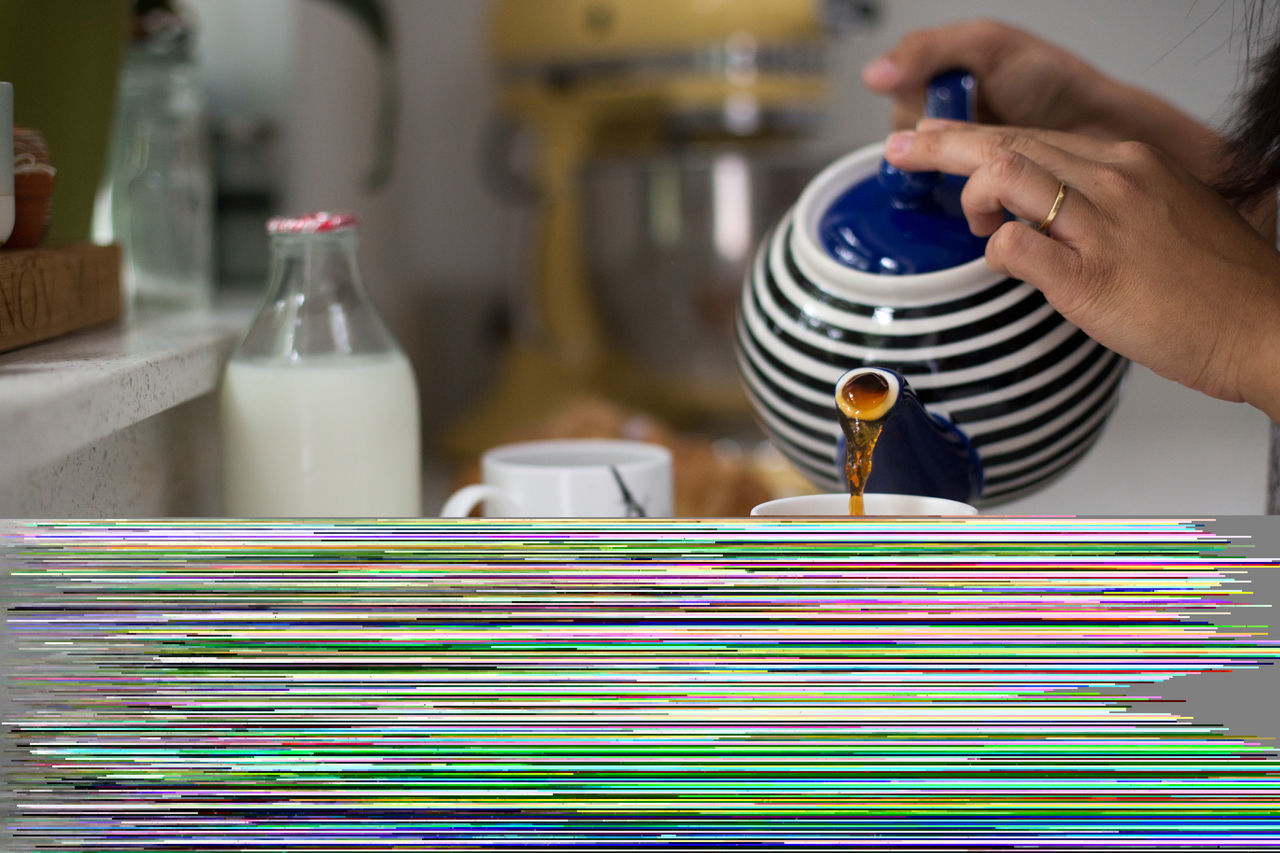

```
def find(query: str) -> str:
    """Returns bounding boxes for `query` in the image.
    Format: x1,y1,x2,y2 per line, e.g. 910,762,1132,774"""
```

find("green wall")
0,0,130,245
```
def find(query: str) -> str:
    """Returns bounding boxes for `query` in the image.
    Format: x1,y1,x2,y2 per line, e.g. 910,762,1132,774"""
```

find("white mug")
752,493,978,516
441,439,673,518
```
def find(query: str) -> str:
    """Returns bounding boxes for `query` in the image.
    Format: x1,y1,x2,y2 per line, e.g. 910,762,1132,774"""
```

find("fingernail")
862,56,901,87
886,131,915,156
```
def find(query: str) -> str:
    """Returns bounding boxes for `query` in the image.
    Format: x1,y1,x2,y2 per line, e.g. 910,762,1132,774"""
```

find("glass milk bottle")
220,212,422,516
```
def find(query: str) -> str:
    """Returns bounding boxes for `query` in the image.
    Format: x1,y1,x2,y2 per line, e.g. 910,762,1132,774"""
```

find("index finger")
885,125,1096,188
915,119,1123,163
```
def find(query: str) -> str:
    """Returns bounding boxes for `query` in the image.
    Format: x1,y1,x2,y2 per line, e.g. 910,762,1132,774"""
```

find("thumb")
863,20,1021,96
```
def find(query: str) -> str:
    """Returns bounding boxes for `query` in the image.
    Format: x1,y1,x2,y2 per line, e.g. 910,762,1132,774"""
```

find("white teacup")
441,439,673,518
751,493,978,516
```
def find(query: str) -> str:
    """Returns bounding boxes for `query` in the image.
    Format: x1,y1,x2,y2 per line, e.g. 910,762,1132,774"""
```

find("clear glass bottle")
98,3,213,308
220,212,422,517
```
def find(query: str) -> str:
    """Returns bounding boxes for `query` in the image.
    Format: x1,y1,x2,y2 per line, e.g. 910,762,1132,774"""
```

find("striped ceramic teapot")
735,72,1127,506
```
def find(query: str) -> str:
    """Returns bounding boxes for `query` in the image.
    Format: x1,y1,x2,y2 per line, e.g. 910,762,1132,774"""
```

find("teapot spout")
836,368,983,505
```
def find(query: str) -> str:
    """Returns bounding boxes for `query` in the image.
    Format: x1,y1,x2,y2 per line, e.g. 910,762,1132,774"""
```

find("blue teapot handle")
925,69,976,122
879,70,976,208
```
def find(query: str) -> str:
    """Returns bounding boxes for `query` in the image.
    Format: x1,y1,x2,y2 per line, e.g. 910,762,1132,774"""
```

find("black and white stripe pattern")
736,212,1127,506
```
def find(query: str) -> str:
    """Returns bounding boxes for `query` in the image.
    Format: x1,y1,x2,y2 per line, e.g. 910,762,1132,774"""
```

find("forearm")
1245,348,1280,427
1091,78,1227,184
1090,79,1280,235
1237,255,1280,425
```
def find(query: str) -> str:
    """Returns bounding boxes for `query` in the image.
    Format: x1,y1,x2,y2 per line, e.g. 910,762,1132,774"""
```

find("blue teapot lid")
820,71,990,276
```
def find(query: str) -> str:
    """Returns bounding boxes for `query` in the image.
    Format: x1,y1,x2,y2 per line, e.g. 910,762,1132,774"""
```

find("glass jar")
99,13,213,309
220,212,422,517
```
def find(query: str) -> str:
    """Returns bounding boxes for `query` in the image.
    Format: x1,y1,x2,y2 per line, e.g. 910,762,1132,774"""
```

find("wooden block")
0,243,121,354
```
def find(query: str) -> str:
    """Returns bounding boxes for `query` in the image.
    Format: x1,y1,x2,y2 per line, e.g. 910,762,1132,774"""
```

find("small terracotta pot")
8,164,55,249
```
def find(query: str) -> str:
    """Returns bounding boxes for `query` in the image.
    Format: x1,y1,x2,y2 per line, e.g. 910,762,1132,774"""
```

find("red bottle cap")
267,211,358,235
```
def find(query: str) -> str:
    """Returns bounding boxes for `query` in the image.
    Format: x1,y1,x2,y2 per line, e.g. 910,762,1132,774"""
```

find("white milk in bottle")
220,212,421,516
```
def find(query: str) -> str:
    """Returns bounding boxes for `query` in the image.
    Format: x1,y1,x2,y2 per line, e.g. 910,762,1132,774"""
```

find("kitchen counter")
0,299,256,516
0,297,1270,517
996,365,1270,515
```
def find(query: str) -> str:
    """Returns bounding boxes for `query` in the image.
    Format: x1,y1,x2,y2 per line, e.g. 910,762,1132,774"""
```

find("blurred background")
179,0,1267,514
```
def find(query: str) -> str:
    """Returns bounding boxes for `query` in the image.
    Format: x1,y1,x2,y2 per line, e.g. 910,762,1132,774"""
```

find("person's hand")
863,21,1112,135
882,120,1280,421
863,20,1226,186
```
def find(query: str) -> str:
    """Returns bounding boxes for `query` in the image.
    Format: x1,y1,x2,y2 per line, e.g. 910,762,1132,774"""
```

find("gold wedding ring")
1037,181,1067,234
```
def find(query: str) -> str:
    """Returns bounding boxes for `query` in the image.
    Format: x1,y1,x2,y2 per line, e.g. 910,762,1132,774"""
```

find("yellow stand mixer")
447,0,876,458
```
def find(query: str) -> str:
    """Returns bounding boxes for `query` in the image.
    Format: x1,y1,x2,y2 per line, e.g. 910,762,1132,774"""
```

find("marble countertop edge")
0,299,257,482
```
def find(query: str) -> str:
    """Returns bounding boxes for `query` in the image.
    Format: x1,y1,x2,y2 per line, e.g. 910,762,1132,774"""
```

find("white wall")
188,0,298,119
284,0,508,287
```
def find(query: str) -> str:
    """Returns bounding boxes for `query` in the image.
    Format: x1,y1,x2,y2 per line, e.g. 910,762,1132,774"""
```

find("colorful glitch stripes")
3,518,1280,850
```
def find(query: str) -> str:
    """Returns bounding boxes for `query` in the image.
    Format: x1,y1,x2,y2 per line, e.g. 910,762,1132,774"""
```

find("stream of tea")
836,372,892,516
